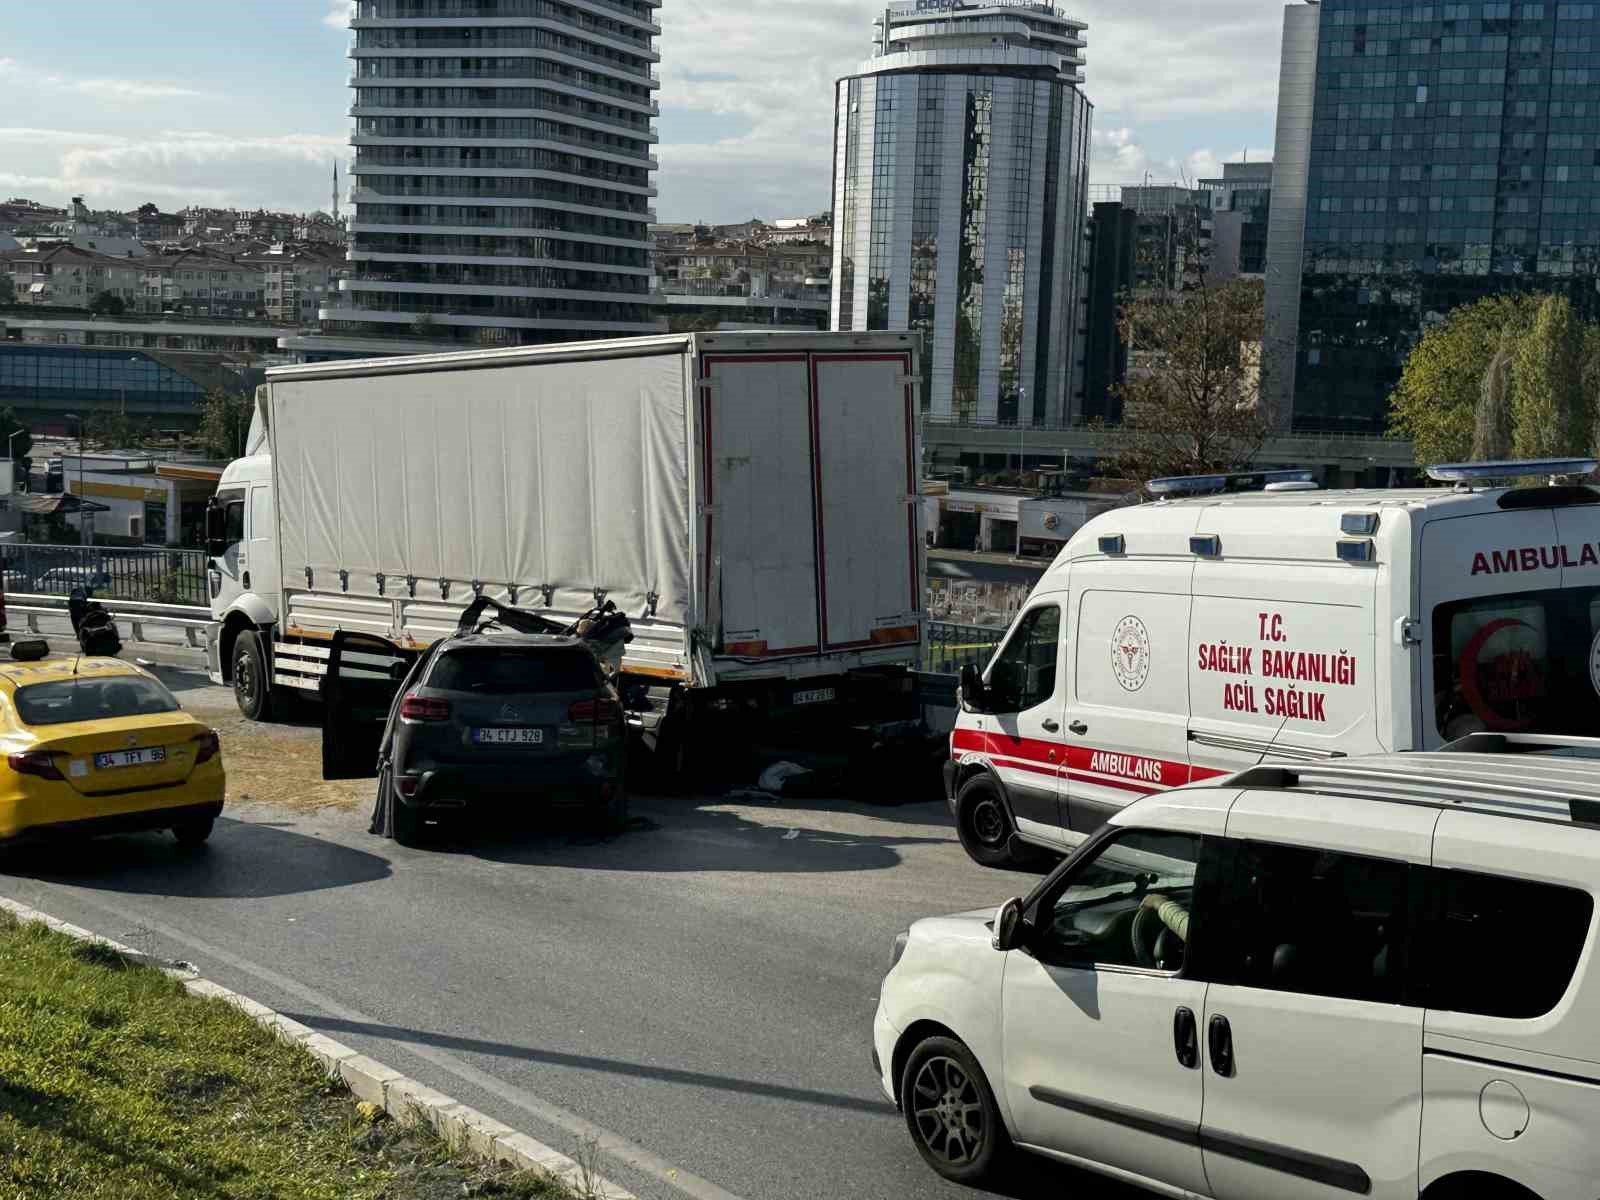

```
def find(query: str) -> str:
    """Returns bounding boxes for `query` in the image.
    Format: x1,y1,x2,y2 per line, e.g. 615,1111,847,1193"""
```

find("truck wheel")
955,775,1039,871
231,630,273,721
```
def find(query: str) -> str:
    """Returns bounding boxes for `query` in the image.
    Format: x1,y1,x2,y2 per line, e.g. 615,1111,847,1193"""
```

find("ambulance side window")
988,605,1061,713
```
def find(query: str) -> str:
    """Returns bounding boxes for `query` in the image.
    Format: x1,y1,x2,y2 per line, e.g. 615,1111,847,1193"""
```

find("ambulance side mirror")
959,663,987,713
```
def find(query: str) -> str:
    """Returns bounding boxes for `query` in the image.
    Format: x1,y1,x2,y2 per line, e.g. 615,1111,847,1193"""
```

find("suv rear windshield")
427,648,600,695
14,676,181,725
1433,586,1600,738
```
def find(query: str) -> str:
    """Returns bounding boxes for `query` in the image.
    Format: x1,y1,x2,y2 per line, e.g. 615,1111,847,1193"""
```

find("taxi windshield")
13,676,181,726
1432,585,1600,739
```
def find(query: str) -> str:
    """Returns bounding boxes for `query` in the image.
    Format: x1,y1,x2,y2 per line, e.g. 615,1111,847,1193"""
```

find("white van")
947,461,1600,867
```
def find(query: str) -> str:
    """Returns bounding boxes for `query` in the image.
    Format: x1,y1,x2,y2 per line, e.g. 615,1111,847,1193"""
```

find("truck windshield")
1432,586,1600,739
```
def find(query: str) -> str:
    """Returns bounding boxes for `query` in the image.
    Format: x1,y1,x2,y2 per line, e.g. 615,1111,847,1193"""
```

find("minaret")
332,162,340,223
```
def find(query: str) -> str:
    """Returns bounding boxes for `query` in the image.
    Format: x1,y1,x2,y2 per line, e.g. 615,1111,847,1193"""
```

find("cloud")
654,0,1285,221
323,0,355,30
61,78,203,99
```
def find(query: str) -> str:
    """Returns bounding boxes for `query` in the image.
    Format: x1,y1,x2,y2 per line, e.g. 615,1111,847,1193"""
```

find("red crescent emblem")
1457,617,1536,731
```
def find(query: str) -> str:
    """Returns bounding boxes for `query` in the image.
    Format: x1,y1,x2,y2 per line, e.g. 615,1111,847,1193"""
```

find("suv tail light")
400,694,451,722
192,730,221,764
10,750,63,781
567,697,620,723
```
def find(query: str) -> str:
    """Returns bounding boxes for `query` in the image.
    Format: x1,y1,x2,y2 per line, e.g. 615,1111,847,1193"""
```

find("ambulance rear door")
1419,501,1600,746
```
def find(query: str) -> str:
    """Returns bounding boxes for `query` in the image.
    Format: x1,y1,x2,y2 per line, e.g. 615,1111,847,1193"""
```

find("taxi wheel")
172,817,213,851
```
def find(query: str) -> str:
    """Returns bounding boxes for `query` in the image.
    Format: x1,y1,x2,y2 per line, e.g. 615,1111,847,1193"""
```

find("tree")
1389,294,1541,466
1110,276,1270,479
1472,329,1515,462
199,387,252,460
88,290,126,316
1512,294,1590,460
84,409,149,450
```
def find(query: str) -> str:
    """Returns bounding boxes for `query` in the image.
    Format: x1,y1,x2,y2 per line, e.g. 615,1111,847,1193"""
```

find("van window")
1433,586,1600,738
1201,840,1410,1005
1416,869,1592,1019
987,605,1060,713
1037,830,1203,972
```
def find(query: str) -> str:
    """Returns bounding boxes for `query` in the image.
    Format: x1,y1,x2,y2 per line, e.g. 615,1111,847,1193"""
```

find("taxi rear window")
14,677,181,726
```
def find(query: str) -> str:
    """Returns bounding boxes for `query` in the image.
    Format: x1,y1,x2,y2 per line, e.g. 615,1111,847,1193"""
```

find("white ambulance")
947,460,1600,868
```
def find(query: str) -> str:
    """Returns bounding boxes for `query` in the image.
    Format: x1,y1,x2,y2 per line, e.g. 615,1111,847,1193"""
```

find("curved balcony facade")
339,0,660,346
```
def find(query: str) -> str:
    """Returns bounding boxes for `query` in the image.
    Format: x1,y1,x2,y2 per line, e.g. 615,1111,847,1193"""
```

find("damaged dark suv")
321,598,630,846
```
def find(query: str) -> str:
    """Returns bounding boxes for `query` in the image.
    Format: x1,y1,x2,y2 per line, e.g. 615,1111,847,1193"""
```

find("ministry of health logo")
1111,615,1151,692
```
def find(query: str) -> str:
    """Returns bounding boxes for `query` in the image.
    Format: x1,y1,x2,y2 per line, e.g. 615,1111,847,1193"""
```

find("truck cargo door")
321,632,410,780
701,353,821,657
811,353,921,652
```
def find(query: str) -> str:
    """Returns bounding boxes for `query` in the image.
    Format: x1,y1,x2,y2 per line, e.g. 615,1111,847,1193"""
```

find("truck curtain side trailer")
205,331,927,760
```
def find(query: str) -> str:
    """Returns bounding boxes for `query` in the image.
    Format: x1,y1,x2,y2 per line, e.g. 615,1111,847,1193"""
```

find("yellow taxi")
0,644,224,847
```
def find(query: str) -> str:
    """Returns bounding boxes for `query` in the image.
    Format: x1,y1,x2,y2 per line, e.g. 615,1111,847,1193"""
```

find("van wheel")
955,775,1033,870
232,630,273,721
901,1035,1011,1186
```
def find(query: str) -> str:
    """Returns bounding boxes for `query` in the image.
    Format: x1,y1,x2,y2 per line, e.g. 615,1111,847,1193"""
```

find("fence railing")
0,544,210,607
922,620,1005,676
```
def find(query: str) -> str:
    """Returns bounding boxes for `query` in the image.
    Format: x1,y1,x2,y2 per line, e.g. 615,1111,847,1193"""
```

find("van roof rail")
1436,732,1600,755
1146,469,1315,498
1215,751,1600,830
1426,458,1599,484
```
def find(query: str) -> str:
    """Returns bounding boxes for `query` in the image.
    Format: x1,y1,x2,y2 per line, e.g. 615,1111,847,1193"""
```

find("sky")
0,0,1284,225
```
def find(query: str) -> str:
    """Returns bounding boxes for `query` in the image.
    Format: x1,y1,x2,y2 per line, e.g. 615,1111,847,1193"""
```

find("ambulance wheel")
955,775,1029,870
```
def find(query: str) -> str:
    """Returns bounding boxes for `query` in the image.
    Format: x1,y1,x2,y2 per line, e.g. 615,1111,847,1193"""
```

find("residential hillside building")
830,0,1094,428
334,0,663,347
238,245,347,325
652,226,829,329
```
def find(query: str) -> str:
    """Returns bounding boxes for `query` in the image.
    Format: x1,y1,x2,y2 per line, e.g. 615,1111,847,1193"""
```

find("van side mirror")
959,663,986,712
205,501,227,559
992,897,1024,952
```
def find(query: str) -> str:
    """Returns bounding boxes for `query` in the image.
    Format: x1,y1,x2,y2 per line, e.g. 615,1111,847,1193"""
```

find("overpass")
921,418,1417,480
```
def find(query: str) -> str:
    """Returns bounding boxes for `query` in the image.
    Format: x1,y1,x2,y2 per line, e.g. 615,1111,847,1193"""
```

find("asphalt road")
0,662,1140,1200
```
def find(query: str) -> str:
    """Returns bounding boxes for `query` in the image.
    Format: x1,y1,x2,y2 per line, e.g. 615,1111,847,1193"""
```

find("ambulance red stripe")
952,729,1228,796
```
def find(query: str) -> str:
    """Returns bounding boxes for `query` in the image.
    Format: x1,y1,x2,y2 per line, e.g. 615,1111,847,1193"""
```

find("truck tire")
231,629,274,721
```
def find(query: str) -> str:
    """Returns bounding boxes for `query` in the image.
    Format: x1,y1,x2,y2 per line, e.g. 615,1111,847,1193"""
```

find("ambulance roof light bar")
1426,458,1599,486
1147,469,1316,498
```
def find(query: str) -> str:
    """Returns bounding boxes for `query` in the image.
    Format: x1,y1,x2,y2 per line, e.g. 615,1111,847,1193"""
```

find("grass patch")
0,914,575,1199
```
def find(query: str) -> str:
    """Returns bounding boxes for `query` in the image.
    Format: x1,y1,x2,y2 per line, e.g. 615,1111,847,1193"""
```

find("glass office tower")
1267,0,1600,432
830,2,1093,427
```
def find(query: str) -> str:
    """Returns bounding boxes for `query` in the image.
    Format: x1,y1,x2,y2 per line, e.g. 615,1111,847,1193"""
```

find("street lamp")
63,412,91,547
1017,384,1028,480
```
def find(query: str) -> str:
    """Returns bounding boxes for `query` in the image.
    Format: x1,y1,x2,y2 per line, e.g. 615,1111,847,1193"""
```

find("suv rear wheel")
900,1035,1011,1186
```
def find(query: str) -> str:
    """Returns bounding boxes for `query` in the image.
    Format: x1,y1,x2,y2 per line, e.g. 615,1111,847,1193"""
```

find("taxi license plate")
472,727,544,746
94,747,166,770
793,687,836,706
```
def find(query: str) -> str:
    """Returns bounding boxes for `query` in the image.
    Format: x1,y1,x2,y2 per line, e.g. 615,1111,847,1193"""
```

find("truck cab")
947,461,1600,868
205,452,280,716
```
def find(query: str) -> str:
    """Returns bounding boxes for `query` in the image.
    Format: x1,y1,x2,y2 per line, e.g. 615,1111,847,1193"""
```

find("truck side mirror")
204,501,227,559
959,663,986,712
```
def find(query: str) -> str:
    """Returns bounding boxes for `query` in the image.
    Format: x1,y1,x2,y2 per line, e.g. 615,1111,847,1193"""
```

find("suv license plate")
94,747,166,770
793,687,836,706
472,727,544,746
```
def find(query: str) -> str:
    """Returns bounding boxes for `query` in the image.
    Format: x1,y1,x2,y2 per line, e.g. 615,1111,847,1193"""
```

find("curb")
0,896,635,1200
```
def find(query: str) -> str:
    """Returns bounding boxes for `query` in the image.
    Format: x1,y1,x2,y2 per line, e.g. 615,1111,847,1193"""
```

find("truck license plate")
94,747,166,770
472,727,544,746
793,688,836,706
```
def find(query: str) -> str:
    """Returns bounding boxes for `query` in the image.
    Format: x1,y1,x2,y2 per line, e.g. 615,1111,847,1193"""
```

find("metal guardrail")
4,593,211,649
0,544,210,607
923,620,1005,676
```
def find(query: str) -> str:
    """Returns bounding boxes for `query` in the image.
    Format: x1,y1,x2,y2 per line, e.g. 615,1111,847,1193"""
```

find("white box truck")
204,331,926,765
